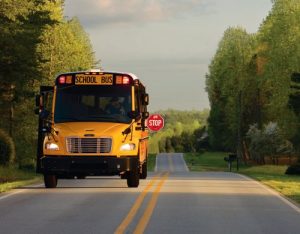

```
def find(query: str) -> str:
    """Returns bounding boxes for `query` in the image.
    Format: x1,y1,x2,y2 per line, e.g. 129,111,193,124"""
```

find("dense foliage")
0,129,15,165
0,0,98,168
149,109,209,153
206,0,300,160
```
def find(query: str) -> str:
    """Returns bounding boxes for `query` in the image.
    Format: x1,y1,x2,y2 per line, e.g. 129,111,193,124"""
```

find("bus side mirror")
142,112,149,119
35,95,43,115
35,95,41,107
40,110,50,119
142,94,149,105
42,126,51,133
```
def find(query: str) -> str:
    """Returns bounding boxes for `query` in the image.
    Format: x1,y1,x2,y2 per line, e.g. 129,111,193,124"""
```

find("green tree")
0,0,99,167
36,2,98,86
256,0,300,148
206,0,300,157
0,0,53,132
206,27,256,151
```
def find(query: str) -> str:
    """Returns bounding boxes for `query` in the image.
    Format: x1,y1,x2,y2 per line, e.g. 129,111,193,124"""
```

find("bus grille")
66,138,112,154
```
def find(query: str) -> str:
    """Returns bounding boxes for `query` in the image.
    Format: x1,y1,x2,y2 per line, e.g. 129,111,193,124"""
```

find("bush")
285,164,300,175
0,129,16,165
246,122,293,163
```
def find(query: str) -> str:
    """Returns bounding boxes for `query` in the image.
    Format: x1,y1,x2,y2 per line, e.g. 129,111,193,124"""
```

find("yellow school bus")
35,70,149,188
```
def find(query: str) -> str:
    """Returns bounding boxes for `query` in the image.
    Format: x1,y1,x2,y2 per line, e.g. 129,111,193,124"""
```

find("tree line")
206,0,300,161
149,109,209,154
0,0,98,167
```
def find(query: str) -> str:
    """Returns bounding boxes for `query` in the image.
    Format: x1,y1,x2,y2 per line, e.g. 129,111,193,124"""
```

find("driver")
106,97,125,115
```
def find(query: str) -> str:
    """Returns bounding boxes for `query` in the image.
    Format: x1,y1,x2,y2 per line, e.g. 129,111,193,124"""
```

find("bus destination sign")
75,74,113,85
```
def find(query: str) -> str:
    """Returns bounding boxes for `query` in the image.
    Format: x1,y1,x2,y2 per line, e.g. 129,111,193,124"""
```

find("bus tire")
140,161,147,179
127,171,139,188
44,174,57,188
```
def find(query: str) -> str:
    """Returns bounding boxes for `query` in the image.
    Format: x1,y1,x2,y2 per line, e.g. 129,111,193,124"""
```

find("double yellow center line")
115,172,169,234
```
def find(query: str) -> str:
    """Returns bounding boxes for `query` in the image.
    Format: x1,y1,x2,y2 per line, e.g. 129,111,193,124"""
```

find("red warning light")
122,76,130,84
116,75,131,85
59,76,66,84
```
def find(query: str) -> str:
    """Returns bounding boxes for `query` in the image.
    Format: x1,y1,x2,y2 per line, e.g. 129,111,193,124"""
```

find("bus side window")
135,85,148,116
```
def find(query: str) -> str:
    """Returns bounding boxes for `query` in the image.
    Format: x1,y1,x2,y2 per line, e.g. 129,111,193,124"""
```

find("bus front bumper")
40,156,139,176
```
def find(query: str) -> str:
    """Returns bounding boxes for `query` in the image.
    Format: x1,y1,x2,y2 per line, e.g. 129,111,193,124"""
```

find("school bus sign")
147,114,164,131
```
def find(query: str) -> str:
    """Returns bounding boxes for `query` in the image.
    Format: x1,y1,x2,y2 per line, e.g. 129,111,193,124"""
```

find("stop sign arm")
147,114,164,132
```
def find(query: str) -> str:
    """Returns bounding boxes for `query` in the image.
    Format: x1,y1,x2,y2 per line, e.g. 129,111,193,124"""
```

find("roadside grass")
147,153,156,172
240,165,300,204
0,166,41,193
184,152,300,204
184,152,228,171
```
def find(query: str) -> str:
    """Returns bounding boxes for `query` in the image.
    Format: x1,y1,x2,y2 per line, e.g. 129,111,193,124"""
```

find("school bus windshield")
54,85,132,123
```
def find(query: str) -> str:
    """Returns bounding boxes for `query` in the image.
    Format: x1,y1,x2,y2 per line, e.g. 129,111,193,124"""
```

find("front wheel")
44,174,57,188
127,171,139,188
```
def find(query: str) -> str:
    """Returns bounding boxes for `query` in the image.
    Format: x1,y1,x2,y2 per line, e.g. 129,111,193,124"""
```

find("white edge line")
0,190,25,201
0,183,44,201
237,174,300,214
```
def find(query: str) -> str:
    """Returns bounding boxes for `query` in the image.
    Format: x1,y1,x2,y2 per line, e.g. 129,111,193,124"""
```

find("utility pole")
9,85,15,137
236,90,242,170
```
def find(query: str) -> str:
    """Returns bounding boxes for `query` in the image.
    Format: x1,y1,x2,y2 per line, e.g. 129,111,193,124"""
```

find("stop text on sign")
148,119,162,126
147,114,164,131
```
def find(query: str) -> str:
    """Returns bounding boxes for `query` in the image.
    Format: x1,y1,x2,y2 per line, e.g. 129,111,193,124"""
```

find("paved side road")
0,153,299,234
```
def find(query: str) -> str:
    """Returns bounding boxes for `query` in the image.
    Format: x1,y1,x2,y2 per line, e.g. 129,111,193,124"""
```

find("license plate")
75,74,113,85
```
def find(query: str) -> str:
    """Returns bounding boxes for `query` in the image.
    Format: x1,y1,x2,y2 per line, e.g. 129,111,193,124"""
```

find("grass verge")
147,153,156,172
184,152,300,204
184,152,228,171
0,166,41,193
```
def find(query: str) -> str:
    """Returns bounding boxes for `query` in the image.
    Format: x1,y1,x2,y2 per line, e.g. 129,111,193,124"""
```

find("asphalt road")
0,153,299,234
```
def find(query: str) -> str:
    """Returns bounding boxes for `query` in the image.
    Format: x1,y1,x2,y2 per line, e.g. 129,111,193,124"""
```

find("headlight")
120,143,135,151
45,143,59,150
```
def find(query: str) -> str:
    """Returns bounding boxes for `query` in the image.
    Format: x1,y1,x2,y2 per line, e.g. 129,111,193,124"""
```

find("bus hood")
53,122,129,137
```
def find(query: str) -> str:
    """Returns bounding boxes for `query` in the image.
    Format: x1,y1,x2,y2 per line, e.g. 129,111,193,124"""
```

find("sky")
64,0,273,112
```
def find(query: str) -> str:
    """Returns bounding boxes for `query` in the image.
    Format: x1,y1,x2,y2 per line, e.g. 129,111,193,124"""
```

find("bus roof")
54,70,145,88
56,70,139,80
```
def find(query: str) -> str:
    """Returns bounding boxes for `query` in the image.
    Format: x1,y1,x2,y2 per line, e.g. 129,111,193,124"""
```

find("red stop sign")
147,114,164,131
